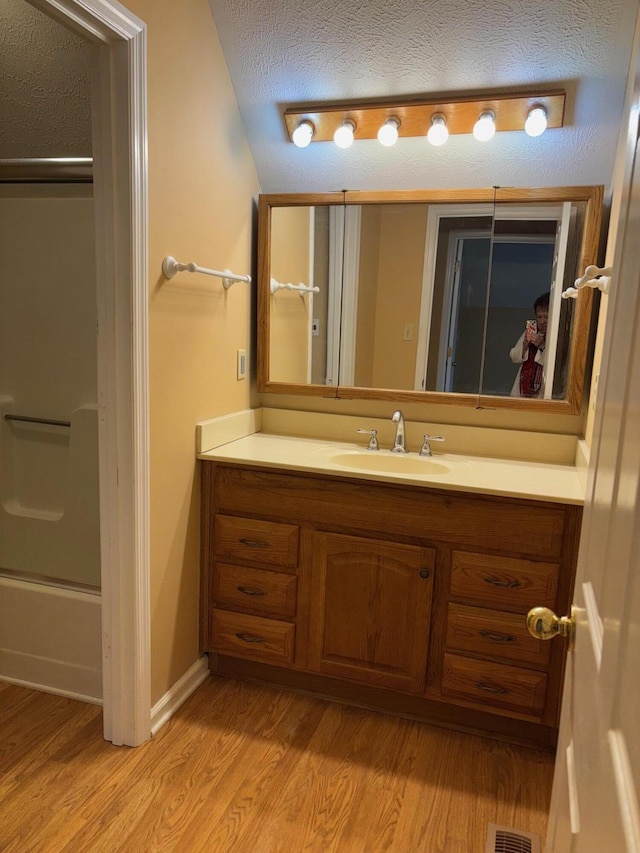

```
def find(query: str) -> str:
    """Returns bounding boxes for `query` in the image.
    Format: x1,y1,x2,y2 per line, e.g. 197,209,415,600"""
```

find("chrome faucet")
356,428,379,451
419,434,446,456
391,410,408,453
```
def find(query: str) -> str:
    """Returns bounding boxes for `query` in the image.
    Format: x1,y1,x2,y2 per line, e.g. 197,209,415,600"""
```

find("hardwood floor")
0,676,553,852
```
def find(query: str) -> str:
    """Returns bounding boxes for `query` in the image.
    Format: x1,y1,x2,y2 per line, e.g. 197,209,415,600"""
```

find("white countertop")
198,432,585,505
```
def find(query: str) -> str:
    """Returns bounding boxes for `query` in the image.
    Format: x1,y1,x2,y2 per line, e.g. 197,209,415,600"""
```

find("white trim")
326,207,345,385
582,580,604,670
151,657,210,736
306,208,315,384
442,230,492,392
414,201,567,393
542,202,572,399
608,729,640,853
566,739,581,835
339,206,361,386
31,0,150,747
415,204,493,391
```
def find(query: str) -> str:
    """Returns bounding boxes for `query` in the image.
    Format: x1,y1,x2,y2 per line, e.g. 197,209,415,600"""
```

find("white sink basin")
329,451,450,475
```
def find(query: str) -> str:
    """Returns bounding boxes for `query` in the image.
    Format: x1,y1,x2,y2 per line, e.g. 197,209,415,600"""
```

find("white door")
542,47,640,851
541,201,572,399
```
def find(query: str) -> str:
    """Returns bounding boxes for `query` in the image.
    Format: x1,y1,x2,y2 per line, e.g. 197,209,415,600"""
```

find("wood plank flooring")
0,676,554,852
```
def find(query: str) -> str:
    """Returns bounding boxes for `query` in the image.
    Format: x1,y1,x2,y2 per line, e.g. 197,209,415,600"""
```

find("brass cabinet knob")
526,605,576,651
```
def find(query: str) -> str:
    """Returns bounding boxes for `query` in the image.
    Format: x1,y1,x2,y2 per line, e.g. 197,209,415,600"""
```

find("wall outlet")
237,348,247,380
403,323,414,341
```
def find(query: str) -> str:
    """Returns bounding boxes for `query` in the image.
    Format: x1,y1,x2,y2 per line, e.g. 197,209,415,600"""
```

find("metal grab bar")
3,413,71,428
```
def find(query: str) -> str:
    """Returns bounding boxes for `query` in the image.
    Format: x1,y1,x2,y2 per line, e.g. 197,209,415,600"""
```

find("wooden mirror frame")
257,186,603,414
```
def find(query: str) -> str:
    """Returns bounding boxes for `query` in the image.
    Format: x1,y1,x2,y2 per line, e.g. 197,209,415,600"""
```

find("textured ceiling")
0,0,91,159
2,0,638,195
208,0,640,195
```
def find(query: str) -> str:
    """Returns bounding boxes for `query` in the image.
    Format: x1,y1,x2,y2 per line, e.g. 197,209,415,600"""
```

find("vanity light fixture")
427,114,449,146
283,90,565,146
334,119,356,149
525,106,548,137
292,120,314,147
473,110,496,142
377,117,400,147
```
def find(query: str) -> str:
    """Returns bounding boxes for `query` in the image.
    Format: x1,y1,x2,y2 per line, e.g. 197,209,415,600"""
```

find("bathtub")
0,401,102,701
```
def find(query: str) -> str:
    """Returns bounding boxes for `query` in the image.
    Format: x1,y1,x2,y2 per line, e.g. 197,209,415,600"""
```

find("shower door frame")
28,0,151,747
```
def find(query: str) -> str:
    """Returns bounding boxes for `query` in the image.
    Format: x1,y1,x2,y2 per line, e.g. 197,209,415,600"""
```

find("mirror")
257,187,603,413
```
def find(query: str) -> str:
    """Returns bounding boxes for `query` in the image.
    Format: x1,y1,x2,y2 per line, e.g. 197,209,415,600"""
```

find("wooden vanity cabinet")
200,462,581,748
308,532,435,692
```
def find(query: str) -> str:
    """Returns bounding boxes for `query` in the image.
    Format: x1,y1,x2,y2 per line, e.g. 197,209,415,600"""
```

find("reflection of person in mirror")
510,292,549,397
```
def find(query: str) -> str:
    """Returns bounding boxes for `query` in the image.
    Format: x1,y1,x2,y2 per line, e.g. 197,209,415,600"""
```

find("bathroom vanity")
199,430,583,750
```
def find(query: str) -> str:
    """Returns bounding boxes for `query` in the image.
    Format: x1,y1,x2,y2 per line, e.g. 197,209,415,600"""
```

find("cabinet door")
310,532,435,693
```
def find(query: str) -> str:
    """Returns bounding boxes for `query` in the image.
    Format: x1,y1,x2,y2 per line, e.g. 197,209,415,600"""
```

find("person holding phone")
509,292,549,397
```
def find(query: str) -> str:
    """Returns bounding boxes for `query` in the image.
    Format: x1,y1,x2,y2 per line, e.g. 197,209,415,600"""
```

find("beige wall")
269,207,312,384
354,206,380,387
371,205,427,390
125,0,260,703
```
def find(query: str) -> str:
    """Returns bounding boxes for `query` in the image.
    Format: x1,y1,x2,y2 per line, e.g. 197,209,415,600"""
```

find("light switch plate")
237,349,247,380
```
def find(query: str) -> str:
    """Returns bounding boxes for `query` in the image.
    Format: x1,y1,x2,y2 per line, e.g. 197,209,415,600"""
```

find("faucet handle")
419,434,445,457
356,428,379,451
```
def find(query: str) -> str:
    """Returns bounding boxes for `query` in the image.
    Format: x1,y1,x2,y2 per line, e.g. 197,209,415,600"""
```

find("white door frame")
414,203,494,391
414,202,567,392
326,206,361,386
28,0,150,746
439,229,491,392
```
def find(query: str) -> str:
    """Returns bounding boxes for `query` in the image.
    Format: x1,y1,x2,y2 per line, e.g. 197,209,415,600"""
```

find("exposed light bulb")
525,107,548,137
473,110,496,142
292,120,314,148
427,114,449,147
377,117,400,147
334,120,356,149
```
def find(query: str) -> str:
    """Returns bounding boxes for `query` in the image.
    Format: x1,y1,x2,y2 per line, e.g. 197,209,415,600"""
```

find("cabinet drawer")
212,465,571,558
213,563,297,618
214,516,299,570
210,609,295,664
446,603,551,668
450,551,559,612
441,653,547,716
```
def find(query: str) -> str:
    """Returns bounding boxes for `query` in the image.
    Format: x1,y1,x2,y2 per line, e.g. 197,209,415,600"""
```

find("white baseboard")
150,656,210,736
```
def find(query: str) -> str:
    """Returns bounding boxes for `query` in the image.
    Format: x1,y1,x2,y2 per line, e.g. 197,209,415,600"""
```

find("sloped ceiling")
208,0,639,195
0,0,91,159
2,0,638,197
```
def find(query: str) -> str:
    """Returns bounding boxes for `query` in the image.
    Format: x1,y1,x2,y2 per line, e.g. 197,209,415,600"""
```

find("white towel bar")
562,264,611,299
270,277,319,295
162,256,251,289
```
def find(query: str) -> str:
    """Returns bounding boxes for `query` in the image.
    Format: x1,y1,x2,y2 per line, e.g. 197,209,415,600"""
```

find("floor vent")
485,823,542,853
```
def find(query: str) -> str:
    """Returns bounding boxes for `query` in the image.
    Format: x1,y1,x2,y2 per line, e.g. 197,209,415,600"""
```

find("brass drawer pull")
479,630,516,643
475,681,509,694
237,586,267,597
483,577,522,589
235,632,266,644
239,538,270,548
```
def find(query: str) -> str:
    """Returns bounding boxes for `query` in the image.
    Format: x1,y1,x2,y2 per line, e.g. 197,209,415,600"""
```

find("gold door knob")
526,606,576,651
